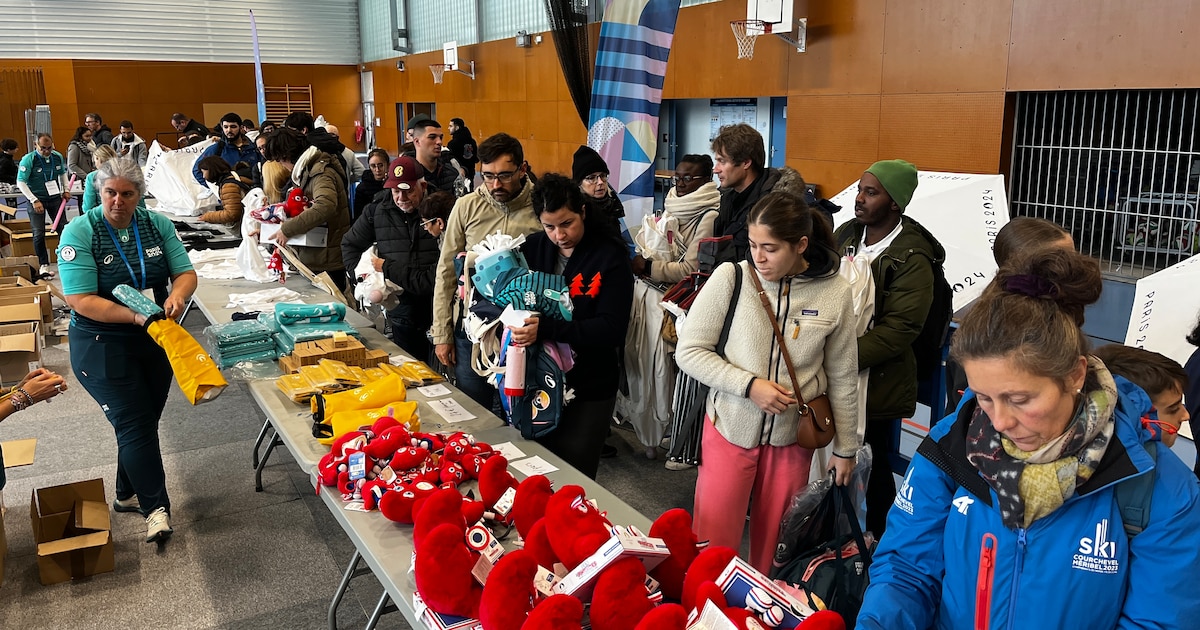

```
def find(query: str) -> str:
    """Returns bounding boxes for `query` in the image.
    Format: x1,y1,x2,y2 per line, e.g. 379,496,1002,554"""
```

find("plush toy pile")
316,415,848,630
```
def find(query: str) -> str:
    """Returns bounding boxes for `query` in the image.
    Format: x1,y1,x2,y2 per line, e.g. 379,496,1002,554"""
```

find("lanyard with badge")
40,154,62,196
102,218,147,290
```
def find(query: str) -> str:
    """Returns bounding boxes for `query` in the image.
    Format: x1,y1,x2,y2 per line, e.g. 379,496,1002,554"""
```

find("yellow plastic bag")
318,400,420,445
146,318,228,405
276,373,319,403
310,372,406,422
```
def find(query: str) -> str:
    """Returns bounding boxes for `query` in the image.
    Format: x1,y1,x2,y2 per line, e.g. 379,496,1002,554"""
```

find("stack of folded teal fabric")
204,320,278,368
265,302,360,356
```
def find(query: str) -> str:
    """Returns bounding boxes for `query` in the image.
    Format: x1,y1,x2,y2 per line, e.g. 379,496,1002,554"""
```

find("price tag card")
429,398,476,423
491,441,527,461
417,384,452,397
343,500,369,513
348,452,366,481
511,455,558,477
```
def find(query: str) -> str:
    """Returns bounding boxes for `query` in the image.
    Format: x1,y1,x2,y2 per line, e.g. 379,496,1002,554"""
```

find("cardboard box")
0,322,42,385
30,478,115,585
259,223,328,248
0,283,52,323
0,256,39,281
0,222,58,263
0,296,42,325
553,531,670,601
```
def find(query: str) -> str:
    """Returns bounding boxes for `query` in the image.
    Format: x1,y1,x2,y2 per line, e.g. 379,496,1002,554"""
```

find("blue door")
769,96,787,168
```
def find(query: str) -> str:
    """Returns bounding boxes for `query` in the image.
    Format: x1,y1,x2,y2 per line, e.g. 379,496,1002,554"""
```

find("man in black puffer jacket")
341,156,441,358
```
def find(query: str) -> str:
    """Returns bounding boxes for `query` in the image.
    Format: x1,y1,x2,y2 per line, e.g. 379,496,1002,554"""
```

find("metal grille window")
1010,90,1200,278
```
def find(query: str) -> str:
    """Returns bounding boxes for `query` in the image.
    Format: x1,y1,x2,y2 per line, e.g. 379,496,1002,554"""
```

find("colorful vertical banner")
250,10,267,124
587,0,682,226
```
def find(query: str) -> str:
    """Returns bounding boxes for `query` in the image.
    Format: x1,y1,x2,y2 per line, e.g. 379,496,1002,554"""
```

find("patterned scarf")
966,358,1117,529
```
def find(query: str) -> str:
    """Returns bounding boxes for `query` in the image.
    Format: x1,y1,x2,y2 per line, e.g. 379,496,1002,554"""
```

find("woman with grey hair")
56,158,197,544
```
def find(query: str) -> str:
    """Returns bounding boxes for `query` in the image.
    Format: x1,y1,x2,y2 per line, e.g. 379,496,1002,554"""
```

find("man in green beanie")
833,158,947,537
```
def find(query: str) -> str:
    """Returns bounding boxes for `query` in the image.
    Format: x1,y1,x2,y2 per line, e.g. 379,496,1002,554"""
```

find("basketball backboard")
443,42,459,71
747,0,793,35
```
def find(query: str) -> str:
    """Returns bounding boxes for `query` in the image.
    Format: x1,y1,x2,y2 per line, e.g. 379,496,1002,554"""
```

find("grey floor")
0,307,699,629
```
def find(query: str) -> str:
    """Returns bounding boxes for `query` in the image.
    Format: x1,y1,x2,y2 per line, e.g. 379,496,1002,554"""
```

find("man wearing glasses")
341,156,440,358
431,133,542,411
16,133,71,278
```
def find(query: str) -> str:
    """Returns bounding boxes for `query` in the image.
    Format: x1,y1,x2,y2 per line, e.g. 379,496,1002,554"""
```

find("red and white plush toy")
510,475,554,540
478,549,539,630
478,455,520,523
252,187,310,223
648,508,701,602
543,485,612,569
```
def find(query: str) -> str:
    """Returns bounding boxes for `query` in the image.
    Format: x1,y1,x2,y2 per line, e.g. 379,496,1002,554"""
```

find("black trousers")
864,418,900,537
70,326,173,515
536,397,616,480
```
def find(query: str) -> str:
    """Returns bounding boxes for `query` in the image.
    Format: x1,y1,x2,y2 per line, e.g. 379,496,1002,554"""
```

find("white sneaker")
145,507,173,543
39,264,54,279
113,496,141,513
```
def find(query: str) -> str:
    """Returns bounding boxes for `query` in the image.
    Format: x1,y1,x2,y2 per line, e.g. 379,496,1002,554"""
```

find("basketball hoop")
430,64,451,84
730,20,767,60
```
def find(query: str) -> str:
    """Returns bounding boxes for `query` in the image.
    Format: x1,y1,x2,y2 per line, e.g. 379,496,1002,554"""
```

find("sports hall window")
1010,89,1200,279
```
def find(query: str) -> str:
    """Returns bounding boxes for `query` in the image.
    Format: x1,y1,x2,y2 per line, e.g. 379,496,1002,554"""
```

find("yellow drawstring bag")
318,400,420,445
146,318,228,405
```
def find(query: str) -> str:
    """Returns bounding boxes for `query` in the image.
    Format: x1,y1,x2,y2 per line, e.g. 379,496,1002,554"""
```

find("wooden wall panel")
786,158,871,200
881,0,1013,94
1008,0,1200,90
877,92,1006,173
664,0,789,99
786,95,881,165
788,0,886,95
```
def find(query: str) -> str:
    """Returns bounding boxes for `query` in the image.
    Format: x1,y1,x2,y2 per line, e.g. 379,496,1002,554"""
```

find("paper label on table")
417,383,452,397
492,486,517,517
44,180,61,196
343,500,369,512
429,398,475,423
348,452,366,481
510,455,558,477
389,354,416,366
490,441,526,461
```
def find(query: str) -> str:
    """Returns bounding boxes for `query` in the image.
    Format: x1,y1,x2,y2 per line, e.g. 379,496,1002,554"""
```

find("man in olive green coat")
833,159,945,537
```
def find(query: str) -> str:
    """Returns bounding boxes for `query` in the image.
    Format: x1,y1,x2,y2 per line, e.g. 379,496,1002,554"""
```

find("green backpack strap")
1115,441,1157,538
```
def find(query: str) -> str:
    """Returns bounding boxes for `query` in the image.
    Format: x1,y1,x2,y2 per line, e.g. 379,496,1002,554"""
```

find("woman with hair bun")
858,247,1200,629
676,191,860,574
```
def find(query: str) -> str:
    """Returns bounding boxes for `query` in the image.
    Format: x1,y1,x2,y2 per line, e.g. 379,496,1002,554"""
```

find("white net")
730,20,765,60
430,64,449,84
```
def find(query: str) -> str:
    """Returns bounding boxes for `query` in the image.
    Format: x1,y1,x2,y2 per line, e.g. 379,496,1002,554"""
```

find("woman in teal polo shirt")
57,158,197,544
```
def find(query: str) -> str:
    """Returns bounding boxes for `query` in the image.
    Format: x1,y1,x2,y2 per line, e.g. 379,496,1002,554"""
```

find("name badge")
45,181,61,196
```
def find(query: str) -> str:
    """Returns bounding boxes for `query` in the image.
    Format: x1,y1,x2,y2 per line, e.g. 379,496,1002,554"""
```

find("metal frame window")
1010,90,1200,278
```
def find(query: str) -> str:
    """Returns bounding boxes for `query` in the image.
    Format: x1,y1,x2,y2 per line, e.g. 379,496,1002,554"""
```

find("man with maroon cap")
342,155,441,358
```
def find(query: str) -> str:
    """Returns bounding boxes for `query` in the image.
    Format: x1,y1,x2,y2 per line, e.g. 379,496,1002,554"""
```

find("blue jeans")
454,328,499,414
29,197,53,266
70,326,174,515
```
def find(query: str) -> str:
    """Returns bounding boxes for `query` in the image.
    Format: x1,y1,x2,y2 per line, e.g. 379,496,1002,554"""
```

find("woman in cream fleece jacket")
676,191,860,574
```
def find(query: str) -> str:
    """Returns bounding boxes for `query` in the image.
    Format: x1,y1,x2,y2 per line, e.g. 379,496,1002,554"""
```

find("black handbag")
771,485,875,629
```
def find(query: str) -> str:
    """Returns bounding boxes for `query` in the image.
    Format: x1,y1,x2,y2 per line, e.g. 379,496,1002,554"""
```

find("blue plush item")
471,248,528,299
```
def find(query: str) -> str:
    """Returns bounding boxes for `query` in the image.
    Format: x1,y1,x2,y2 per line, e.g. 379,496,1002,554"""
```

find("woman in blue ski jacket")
857,247,1200,629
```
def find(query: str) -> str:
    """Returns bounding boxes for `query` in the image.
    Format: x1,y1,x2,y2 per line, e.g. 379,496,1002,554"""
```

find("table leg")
363,591,398,630
254,433,283,492
328,549,372,630
252,418,273,469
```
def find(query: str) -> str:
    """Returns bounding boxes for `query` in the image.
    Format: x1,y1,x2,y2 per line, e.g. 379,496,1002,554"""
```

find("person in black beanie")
571,145,624,235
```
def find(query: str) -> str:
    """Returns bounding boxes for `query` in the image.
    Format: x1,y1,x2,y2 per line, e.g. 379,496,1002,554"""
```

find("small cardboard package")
552,529,670,601
30,478,115,585
259,223,328,248
0,322,42,386
714,556,816,628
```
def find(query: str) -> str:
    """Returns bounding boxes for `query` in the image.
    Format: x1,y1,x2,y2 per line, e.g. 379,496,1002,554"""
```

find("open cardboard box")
0,256,39,282
258,223,328,248
0,283,52,323
0,322,42,386
0,221,58,263
30,478,115,585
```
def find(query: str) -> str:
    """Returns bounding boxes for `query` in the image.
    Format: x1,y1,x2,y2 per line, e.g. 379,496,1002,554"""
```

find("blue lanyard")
40,155,56,186
101,217,146,290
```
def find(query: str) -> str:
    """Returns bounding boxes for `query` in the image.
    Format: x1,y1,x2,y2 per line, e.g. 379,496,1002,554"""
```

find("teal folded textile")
216,348,279,369
215,337,276,357
274,302,346,326
257,311,281,333
205,321,273,346
276,321,360,346
112,284,164,318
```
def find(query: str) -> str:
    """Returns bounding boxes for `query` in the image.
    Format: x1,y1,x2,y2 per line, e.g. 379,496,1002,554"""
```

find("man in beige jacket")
431,133,542,410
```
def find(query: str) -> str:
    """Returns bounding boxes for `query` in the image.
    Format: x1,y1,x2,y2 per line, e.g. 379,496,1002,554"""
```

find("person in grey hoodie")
111,121,148,167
